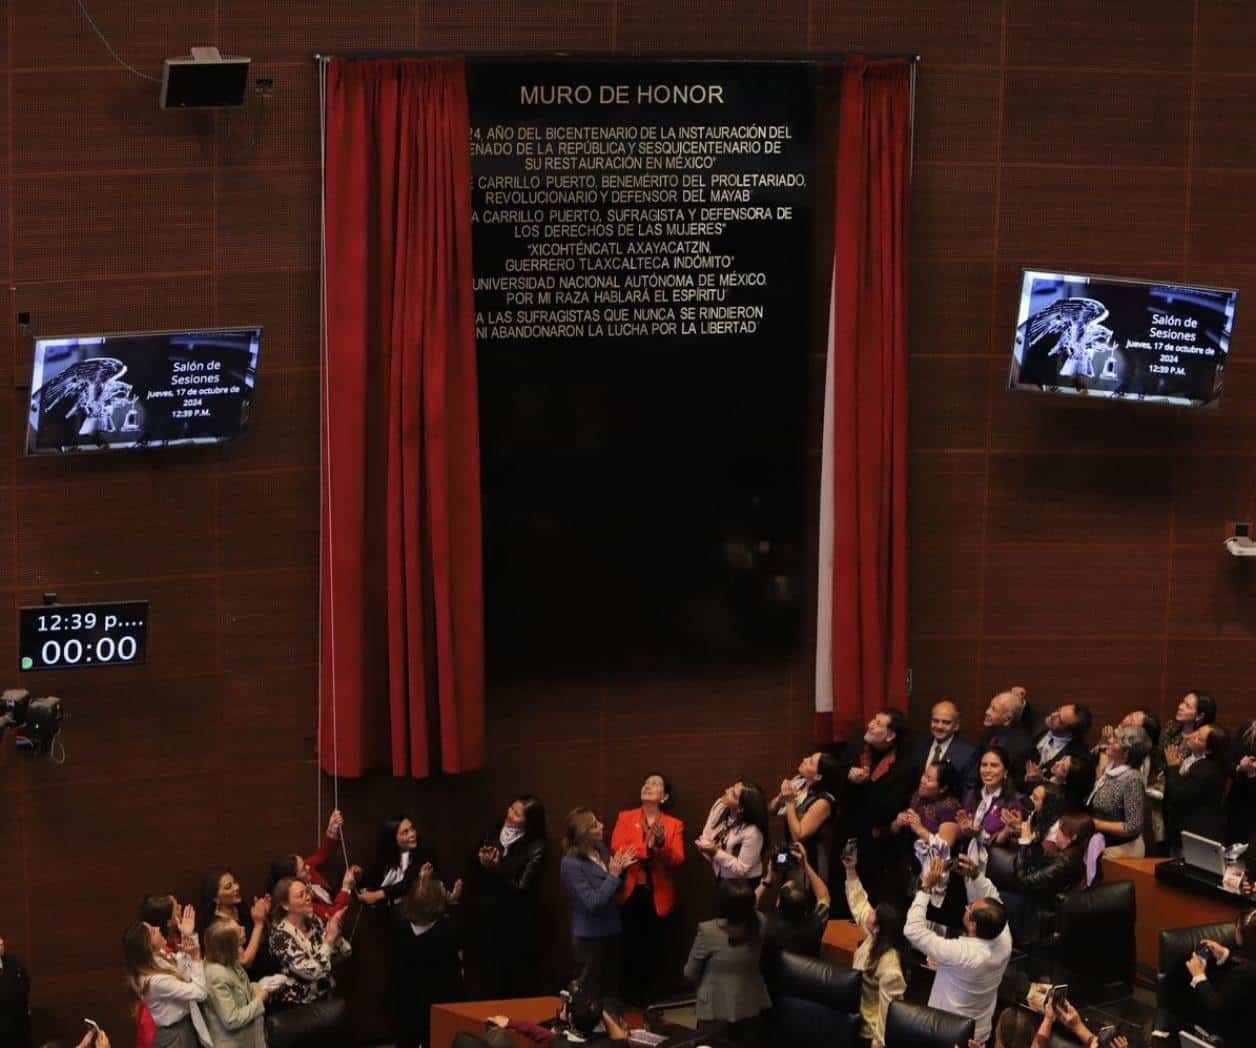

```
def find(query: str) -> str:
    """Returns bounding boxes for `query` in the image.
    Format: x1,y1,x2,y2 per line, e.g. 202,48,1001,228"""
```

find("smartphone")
1195,942,1213,961
1050,984,1068,1006
772,847,794,871
83,1019,101,1044
842,838,858,863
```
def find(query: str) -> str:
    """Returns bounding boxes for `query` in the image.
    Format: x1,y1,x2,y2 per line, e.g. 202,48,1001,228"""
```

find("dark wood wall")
1,0,1254,1041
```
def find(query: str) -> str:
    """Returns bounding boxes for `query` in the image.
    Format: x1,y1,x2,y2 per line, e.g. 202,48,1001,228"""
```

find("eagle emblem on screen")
33,357,141,436
1022,297,1118,379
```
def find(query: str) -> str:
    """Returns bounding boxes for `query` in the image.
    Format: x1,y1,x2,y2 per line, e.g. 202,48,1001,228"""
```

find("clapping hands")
249,895,270,924
608,847,638,876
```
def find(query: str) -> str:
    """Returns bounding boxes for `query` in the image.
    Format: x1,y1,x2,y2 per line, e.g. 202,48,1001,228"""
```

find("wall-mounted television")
1008,271,1238,407
25,326,261,454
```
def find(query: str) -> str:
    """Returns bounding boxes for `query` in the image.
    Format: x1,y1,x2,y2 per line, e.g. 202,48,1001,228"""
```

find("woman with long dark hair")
841,848,907,1048
770,752,841,879
472,794,548,998
356,814,437,908
957,746,1022,862
696,780,770,886
123,919,206,1048
1012,812,1095,899
684,879,771,1043
197,869,270,972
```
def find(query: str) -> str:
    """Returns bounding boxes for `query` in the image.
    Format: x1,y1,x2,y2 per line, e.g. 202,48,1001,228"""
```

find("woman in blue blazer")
560,807,637,1004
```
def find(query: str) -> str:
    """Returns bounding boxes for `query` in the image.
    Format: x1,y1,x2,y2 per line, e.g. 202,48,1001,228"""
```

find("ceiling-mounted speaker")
161,47,251,109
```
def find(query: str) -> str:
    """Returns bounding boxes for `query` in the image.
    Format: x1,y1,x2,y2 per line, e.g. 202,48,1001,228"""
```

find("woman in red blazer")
611,772,685,1005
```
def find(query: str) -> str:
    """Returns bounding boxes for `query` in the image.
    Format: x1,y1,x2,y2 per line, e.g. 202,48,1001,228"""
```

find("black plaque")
467,59,816,672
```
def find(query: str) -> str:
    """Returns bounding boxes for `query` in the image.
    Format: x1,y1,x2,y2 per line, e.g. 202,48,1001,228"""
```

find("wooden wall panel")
811,0,1003,65
419,0,613,50
1001,71,1190,167
618,0,809,51
2,1,1255,1042
219,0,417,61
1004,0,1193,69
13,173,214,282
12,70,215,174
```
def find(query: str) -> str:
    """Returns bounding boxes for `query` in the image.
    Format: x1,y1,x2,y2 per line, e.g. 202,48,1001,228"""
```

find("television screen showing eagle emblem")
25,327,261,454
1009,272,1237,407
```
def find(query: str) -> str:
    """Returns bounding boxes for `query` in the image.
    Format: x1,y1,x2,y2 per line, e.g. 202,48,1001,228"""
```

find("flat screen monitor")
25,326,261,454
1008,271,1238,407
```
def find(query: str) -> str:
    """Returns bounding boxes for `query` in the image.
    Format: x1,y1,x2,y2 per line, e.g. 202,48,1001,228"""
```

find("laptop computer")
1181,831,1227,877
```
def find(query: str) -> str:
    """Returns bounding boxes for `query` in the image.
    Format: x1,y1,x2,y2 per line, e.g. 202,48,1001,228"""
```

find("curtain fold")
815,58,913,742
321,57,484,778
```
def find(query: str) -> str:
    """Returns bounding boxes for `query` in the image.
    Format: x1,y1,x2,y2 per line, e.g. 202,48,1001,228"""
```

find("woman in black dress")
471,795,547,997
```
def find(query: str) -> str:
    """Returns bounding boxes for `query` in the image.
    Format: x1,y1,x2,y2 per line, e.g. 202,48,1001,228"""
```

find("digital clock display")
19,600,148,670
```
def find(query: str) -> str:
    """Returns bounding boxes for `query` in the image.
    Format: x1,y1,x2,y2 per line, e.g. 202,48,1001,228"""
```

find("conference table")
429,997,724,1048
1100,856,1246,971
431,996,563,1048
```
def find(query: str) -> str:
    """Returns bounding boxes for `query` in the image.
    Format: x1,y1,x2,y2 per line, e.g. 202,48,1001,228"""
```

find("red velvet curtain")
321,57,484,778
816,58,913,742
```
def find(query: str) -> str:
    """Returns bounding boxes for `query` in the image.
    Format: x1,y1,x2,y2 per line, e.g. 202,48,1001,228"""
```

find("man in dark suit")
1185,909,1256,1047
0,933,30,1048
979,690,1035,787
1165,723,1229,852
912,699,979,794
836,707,918,902
1024,703,1093,785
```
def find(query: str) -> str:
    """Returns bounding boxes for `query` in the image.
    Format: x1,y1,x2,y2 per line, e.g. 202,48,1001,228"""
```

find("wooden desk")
1101,857,1239,970
820,918,866,967
431,996,562,1048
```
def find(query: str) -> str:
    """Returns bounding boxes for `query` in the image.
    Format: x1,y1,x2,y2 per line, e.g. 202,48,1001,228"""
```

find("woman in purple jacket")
559,808,637,1004
957,746,1023,858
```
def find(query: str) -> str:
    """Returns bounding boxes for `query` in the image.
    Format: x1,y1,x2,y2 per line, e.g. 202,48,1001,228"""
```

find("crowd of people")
4,685,1255,1048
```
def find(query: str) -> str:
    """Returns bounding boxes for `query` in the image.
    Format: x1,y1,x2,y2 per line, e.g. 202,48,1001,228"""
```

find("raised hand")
326,809,344,839
920,857,945,890
419,862,435,879
178,905,197,939
449,878,464,902
954,853,979,880
250,896,270,924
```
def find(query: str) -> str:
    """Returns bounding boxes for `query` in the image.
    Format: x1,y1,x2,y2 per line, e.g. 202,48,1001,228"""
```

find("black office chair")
770,949,862,1046
1045,881,1136,1004
884,1000,975,1047
1154,920,1238,1036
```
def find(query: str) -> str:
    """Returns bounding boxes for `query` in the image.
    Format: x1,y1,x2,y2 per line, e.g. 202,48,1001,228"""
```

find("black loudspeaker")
161,47,251,108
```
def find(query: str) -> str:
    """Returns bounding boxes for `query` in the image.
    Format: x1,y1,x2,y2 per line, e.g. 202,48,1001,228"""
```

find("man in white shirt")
905,854,1012,1044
